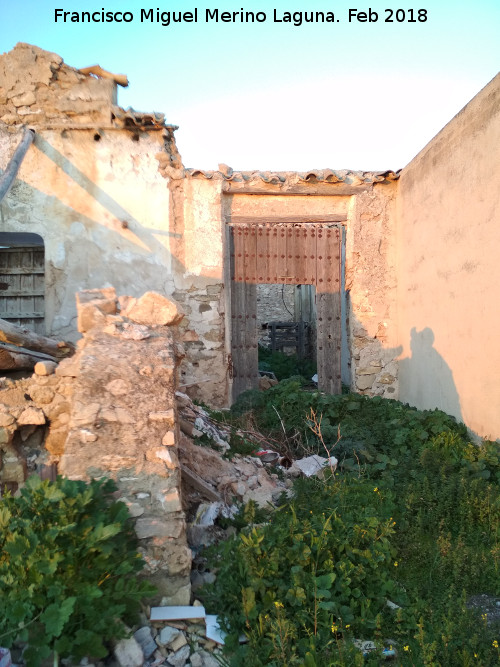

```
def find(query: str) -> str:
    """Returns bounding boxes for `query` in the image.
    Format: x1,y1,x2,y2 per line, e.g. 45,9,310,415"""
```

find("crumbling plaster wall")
0,125,175,335
396,73,500,439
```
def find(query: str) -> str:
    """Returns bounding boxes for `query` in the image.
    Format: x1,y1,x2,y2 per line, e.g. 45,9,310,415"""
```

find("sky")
0,1,499,171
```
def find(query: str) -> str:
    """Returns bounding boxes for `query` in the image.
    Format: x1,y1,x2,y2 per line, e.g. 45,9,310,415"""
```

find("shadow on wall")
398,326,463,424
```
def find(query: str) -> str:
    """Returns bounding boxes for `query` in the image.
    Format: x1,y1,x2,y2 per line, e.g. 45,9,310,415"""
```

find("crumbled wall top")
0,43,167,130
185,166,400,187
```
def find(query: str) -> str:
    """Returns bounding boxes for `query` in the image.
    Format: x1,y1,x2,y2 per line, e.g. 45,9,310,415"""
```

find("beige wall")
0,126,172,337
396,74,500,439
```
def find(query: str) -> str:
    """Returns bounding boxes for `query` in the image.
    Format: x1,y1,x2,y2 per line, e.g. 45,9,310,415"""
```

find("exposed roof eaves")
184,168,401,185
111,106,172,129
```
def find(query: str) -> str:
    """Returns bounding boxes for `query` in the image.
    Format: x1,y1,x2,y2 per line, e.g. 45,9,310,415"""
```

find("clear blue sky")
1,1,499,170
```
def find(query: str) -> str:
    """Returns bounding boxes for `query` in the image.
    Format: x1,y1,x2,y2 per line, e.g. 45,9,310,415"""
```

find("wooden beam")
180,464,222,502
227,215,347,225
222,182,371,196
0,318,74,357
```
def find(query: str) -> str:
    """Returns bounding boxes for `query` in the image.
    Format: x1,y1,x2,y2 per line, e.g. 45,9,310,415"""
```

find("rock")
162,430,176,446
231,481,246,497
78,429,98,443
190,650,220,667
29,385,55,404
159,582,191,606
157,625,182,647
169,632,188,651
125,291,184,327
11,91,36,106
34,360,58,376
0,413,15,427
135,517,185,540
113,636,144,667
17,407,46,425
166,644,190,667
149,409,175,425
356,374,377,391
133,626,157,659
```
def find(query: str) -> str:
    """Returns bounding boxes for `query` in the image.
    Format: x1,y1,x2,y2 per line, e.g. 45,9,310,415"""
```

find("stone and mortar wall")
345,183,399,398
396,74,500,439
256,283,295,347
0,43,116,127
0,288,192,605
171,177,227,406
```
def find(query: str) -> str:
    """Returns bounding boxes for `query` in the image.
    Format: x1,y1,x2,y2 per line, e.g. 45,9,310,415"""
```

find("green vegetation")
258,346,317,382
0,476,154,666
201,379,500,665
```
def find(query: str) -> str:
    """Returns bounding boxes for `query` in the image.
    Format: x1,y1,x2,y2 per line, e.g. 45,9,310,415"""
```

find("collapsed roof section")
0,43,167,130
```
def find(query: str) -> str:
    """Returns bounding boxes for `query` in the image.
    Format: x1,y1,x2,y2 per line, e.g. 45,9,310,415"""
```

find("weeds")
200,381,500,665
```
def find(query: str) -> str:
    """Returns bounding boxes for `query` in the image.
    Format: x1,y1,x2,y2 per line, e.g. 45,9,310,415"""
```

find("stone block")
157,625,181,647
124,291,183,326
135,517,185,539
166,644,190,667
0,413,15,427
76,303,107,333
17,407,46,426
11,91,36,107
149,409,175,425
356,374,377,390
162,430,176,446
29,386,55,404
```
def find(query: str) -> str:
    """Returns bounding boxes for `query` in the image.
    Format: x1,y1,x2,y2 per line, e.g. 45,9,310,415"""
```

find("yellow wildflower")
403,646,410,652
274,601,284,608
394,561,398,567
331,623,338,633
493,640,499,648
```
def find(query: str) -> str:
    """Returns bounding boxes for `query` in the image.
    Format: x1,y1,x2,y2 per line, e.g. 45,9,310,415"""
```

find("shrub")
0,476,154,666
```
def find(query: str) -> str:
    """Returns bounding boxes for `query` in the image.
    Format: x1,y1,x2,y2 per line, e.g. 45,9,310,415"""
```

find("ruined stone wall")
172,177,228,406
345,182,399,398
0,288,191,605
0,43,116,127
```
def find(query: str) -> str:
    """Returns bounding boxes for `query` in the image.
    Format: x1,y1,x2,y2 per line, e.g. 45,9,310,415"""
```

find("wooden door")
0,245,45,333
229,222,341,400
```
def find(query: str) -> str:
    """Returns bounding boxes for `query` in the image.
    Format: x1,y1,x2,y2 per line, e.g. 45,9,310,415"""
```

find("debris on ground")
293,453,338,477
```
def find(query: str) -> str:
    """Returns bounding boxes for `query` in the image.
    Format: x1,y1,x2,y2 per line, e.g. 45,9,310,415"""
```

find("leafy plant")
201,382,500,665
0,476,155,666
